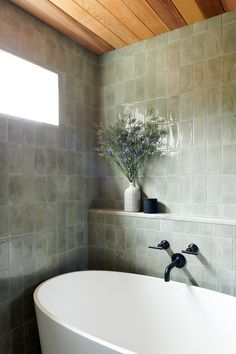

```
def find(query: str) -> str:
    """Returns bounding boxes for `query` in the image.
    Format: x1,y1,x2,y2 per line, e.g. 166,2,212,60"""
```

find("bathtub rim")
33,270,236,354
34,270,139,354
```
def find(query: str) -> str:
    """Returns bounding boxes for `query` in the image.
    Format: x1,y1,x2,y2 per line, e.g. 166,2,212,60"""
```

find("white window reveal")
0,49,59,126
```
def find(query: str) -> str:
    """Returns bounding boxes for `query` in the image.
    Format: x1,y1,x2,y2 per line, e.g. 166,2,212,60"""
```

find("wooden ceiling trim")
73,0,139,44
8,0,236,55
220,0,236,11
49,0,126,48
171,0,204,24
146,0,187,29
195,0,224,18
97,0,154,40
121,0,169,35
11,0,112,54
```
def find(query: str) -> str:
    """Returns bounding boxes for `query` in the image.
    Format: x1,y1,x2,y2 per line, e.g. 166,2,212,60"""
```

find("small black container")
143,198,158,213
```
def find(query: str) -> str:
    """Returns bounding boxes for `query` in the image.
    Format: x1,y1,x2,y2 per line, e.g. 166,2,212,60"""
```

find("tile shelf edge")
88,209,236,226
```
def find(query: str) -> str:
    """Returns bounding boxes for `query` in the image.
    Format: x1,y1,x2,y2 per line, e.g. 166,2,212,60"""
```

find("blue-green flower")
95,110,167,183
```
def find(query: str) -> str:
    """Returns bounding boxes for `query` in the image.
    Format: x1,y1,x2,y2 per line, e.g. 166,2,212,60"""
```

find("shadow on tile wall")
0,1,98,353
88,211,236,297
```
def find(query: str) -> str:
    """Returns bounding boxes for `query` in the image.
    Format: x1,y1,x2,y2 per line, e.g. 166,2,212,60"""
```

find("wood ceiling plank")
171,0,204,24
10,0,112,54
195,0,224,18
73,0,139,44
220,0,236,11
122,0,169,35
98,0,154,39
49,0,126,48
146,0,186,29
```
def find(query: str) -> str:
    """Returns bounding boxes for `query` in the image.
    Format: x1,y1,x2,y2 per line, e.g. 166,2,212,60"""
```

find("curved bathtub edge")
34,271,137,354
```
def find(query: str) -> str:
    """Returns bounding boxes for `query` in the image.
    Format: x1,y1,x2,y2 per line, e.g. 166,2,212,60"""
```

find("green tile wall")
0,1,97,353
88,210,236,298
2,2,236,353
96,11,236,219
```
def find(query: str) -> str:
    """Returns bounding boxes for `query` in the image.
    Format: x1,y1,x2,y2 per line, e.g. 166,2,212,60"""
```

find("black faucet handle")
182,243,199,255
149,240,170,250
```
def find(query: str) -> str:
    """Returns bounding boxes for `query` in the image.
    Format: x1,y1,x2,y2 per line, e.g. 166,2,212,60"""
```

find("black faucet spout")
164,253,186,282
164,258,179,282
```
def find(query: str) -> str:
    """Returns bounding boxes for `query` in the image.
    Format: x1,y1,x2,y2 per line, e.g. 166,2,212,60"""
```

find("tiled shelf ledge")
89,209,236,226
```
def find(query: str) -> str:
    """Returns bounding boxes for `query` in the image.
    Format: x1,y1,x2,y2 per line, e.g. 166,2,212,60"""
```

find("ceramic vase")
124,182,140,212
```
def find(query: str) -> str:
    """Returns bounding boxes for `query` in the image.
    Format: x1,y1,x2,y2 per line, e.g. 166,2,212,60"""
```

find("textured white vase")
124,182,140,212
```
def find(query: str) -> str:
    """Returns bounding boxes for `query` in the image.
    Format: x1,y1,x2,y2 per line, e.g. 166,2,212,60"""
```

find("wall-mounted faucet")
149,240,170,250
164,253,186,282
148,240,189,282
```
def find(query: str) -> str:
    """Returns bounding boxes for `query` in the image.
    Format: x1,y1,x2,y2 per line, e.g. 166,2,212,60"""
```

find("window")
0,49,59,125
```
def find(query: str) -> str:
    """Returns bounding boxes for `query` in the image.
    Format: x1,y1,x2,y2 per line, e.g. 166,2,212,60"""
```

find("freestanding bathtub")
34,271,236,354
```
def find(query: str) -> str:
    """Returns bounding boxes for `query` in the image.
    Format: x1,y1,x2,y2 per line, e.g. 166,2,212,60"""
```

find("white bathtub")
34,271,236,354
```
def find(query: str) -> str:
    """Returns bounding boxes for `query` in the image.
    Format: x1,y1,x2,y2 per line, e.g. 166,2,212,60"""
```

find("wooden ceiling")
11,0,236,55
